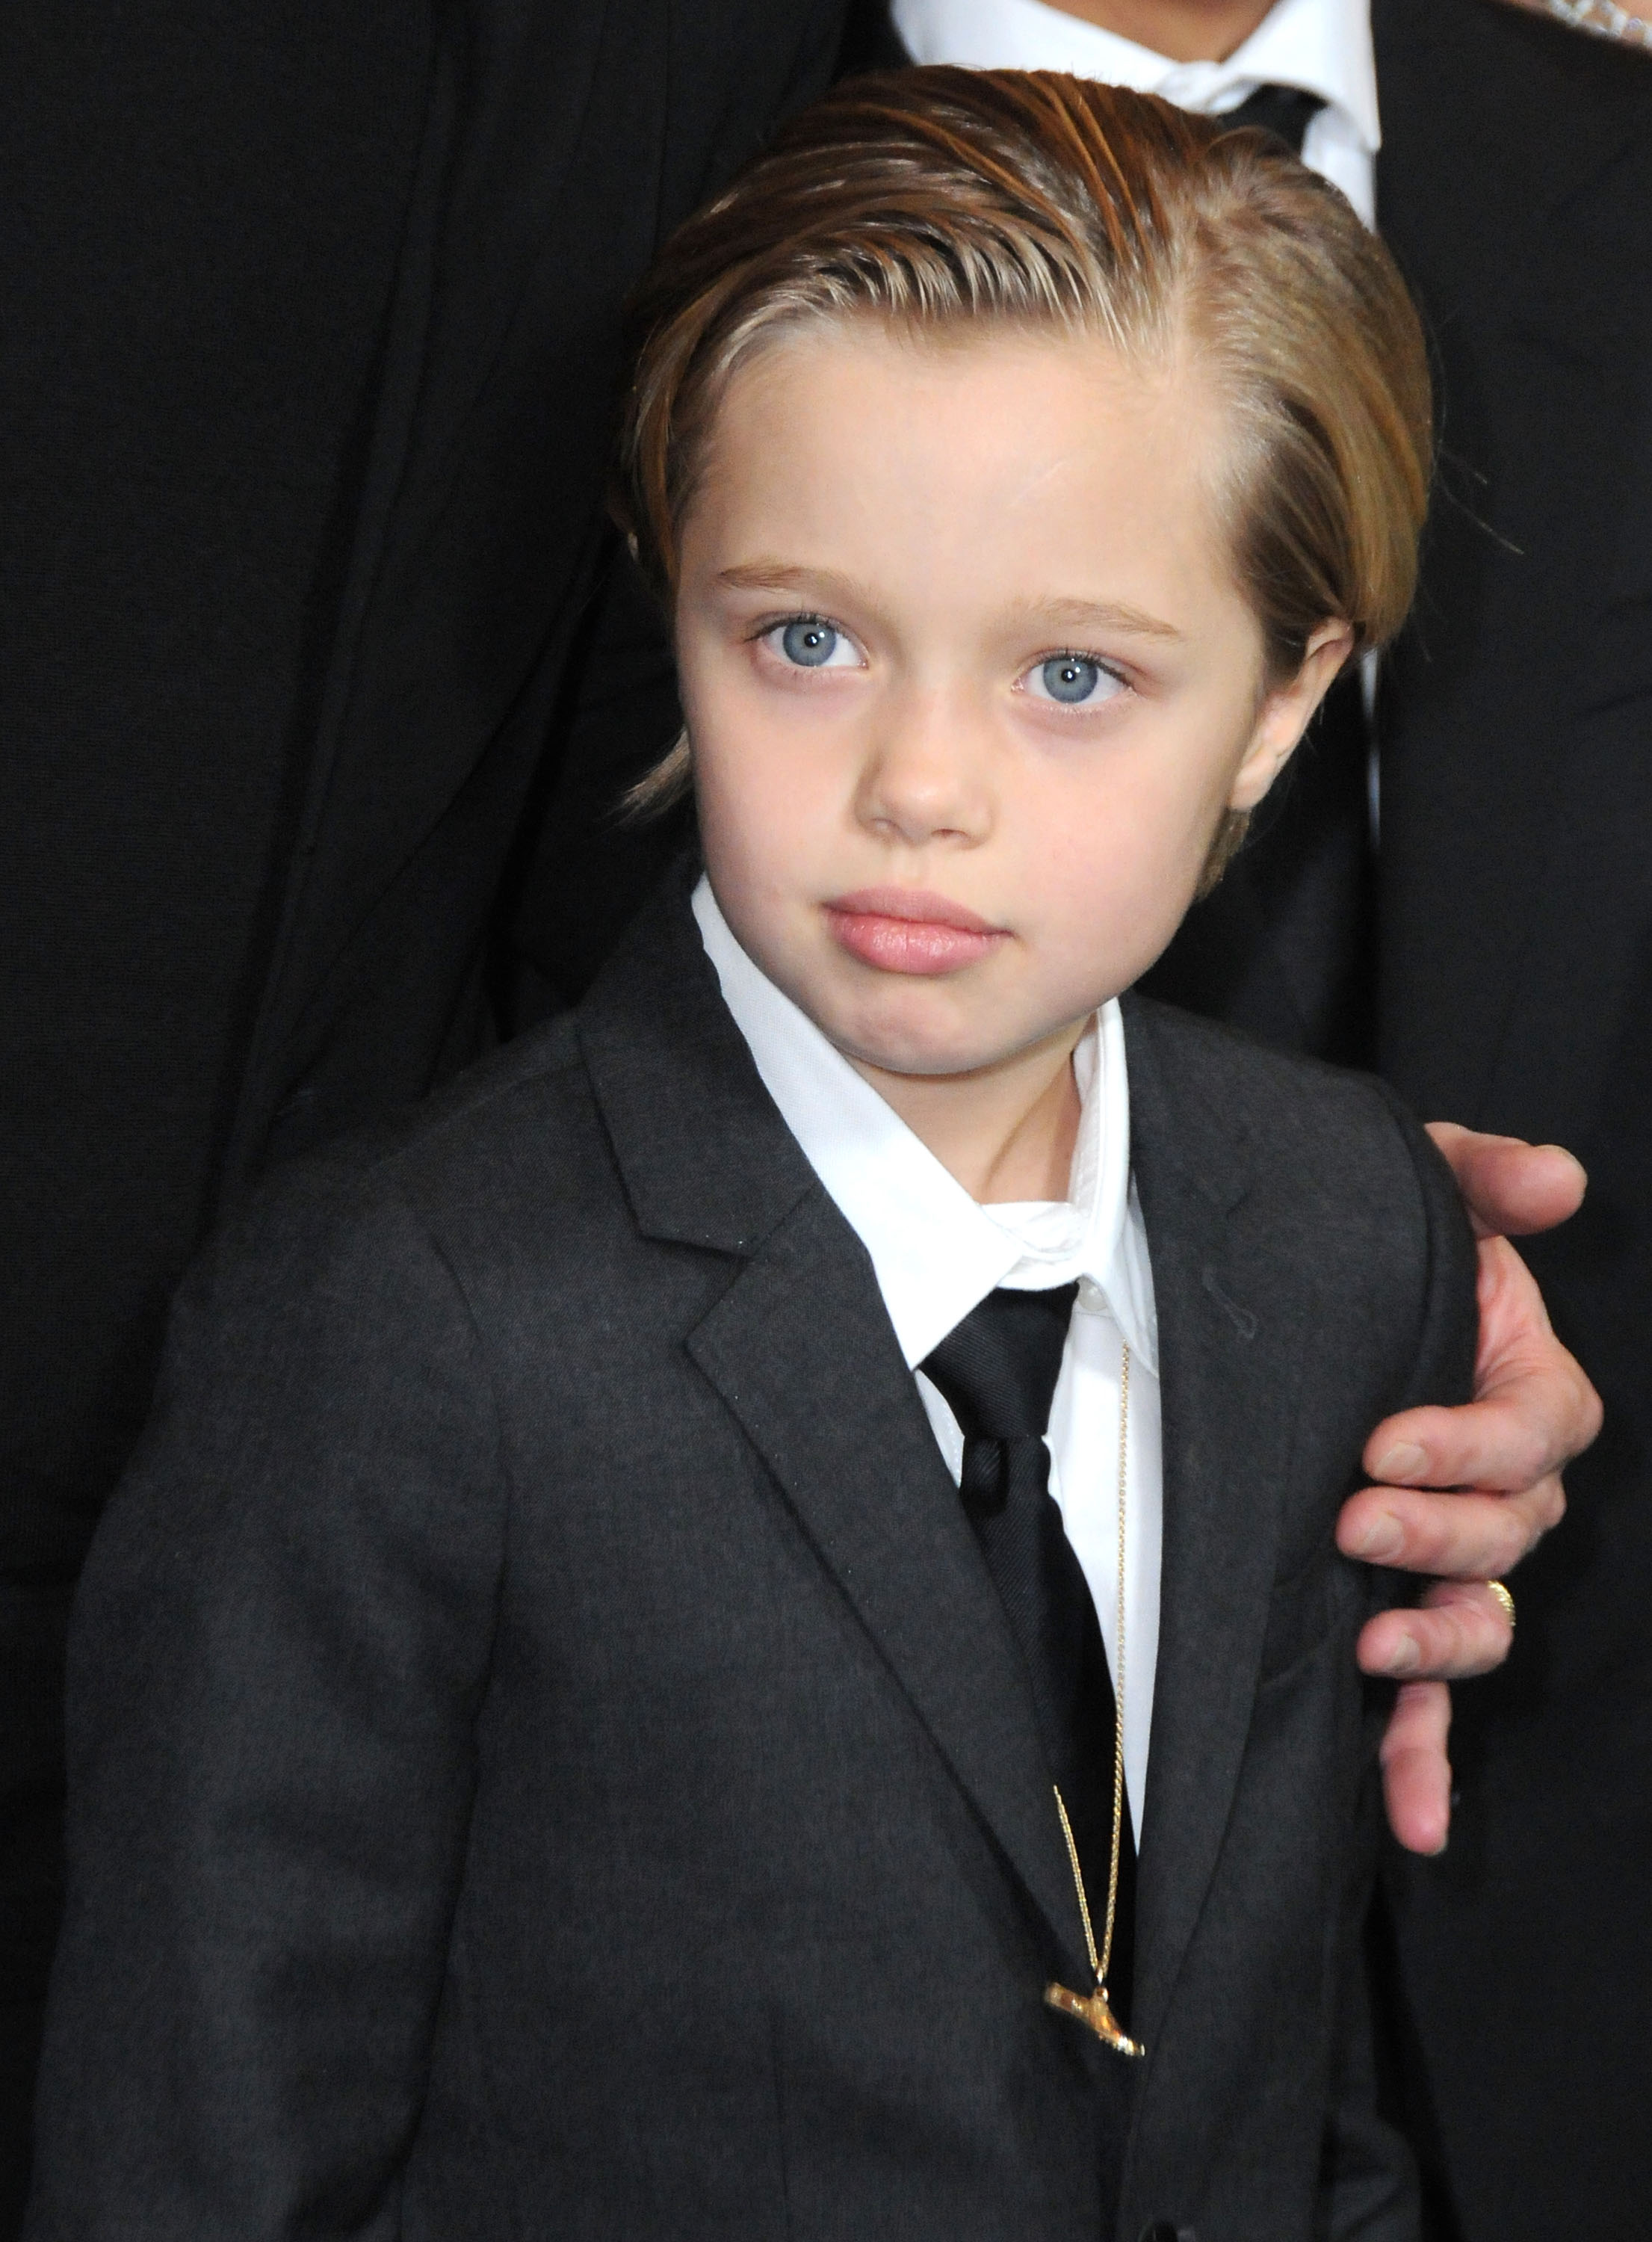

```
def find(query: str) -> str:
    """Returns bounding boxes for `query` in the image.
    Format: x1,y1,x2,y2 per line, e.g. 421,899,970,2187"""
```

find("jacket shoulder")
261,1013,605,1219
1124,992,1423,1185
1124,993,1478,1410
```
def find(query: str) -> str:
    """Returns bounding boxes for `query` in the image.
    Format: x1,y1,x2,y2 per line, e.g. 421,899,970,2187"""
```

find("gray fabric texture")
27,865,1476,2242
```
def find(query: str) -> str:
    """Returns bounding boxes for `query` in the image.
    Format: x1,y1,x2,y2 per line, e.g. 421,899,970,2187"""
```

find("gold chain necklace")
1043,1338,1145,2058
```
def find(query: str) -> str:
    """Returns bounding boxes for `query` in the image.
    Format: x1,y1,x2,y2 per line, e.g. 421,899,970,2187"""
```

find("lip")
828,887,1000,933
823,887,1008,977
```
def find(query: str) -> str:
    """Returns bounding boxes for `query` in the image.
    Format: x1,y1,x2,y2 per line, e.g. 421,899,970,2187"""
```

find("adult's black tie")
1222,82,1326,156
921,1285,1135,2026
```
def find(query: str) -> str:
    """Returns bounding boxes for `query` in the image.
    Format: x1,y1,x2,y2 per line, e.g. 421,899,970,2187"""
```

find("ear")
1228,622,1358,813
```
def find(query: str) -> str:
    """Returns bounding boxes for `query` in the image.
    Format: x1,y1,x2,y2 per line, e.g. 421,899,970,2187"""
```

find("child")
28,71,1473,2242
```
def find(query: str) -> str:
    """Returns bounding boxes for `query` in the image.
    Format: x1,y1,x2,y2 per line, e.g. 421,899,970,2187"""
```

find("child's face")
675,320,1346,1082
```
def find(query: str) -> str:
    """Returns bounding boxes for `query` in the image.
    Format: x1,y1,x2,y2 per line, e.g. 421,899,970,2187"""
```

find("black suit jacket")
1374,22,1652,2242
28,871,1475,2242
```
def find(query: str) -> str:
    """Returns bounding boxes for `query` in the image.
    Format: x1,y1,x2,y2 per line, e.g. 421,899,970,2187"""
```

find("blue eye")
780,619,841,667
1039,655,1103,703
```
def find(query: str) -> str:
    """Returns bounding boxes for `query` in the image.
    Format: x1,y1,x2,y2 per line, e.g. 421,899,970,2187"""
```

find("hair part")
613,70,1432,846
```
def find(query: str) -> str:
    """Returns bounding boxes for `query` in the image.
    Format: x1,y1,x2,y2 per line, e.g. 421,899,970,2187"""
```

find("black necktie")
1222,82,1326,155
921,1285,1135,2025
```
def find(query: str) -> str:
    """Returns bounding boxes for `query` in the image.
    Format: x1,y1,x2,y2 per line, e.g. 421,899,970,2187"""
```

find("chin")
825,1001,1023,1082
843,1037,991,1081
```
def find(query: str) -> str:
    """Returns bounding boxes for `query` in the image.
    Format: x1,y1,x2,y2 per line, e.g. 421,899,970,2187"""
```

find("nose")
853,682,993,851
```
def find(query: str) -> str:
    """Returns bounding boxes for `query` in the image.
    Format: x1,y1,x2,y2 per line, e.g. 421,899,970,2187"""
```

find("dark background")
3,4,1650,2237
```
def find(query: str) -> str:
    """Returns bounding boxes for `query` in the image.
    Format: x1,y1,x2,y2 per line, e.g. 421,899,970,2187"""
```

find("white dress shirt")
693,876,1163,1831
892,0,1381,223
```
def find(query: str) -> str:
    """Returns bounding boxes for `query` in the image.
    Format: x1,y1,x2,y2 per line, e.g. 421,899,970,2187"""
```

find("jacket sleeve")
25,1161,507,2241
1319,1093,1479,2242
1370,1089,1482,1427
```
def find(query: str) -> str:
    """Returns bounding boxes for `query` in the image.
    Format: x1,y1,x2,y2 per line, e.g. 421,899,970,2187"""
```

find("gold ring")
1486,1579,1515,1630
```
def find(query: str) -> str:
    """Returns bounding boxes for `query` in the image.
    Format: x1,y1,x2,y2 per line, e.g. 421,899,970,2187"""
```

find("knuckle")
1514,1423,1553,1489
1402,1492,1498,1577
1417,1597,1502,1676
1453,1596,1509,1675
1518,1476,1565,1547
1483,1411,1549,1493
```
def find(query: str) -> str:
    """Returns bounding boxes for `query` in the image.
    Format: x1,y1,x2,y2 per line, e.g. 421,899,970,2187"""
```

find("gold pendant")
1045,1978,1145,2057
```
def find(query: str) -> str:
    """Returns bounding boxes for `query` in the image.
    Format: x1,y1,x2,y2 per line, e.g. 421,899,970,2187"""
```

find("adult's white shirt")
891,0,1381,223
693,874,1163,1832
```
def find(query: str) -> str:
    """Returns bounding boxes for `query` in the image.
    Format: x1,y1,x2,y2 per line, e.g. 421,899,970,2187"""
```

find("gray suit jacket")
27,868,1475,2242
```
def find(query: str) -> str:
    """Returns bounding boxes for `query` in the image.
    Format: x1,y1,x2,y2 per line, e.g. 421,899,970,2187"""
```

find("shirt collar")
891,0,1380,161
692,874,1156,1373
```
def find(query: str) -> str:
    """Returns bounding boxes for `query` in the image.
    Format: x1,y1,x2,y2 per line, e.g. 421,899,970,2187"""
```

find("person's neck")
850,1021,1086,1205
1033,0,1278,64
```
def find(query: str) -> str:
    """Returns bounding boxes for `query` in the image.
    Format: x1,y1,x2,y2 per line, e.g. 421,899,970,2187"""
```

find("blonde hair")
613,68,1432,855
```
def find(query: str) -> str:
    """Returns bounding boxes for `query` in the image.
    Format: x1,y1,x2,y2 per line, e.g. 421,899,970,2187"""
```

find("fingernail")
1372,1442,1427,1485
1384,1636,1422,1676
1351,1514,1405,1563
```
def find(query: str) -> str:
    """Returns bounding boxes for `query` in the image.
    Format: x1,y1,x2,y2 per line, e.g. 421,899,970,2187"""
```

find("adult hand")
1337,1125,1602,1855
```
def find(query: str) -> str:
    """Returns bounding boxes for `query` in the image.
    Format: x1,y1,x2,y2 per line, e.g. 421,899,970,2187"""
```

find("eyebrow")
716,563,1182,643
717,561,865,601
1007,595,1184,642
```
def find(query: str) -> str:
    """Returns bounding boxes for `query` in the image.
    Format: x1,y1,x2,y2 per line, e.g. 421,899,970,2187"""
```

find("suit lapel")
1122,998,1308,2051
688,1199,1093,1983
580,867,1092,1983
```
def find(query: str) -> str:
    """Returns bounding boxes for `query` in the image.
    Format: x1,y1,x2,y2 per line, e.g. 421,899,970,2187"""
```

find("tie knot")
1221,83,1326,157
921,1284,1078,1443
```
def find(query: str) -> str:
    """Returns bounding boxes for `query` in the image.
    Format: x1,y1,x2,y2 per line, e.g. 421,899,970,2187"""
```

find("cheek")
1025,744,1228,912
690,705,845,912
1010,729,1240,991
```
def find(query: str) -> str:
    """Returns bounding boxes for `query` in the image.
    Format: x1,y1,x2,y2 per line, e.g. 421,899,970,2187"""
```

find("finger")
1337,1477,1562,1577
1364,1385,1588,1500
1425,1122,1586,1240
1357,1580,1515,1682
1364,1235,1600,1490
1378,1679,1452,1855
1364,1241,1600,1492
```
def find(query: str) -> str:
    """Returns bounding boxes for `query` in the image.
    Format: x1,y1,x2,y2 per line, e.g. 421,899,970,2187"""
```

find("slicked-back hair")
613,69,1432,832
